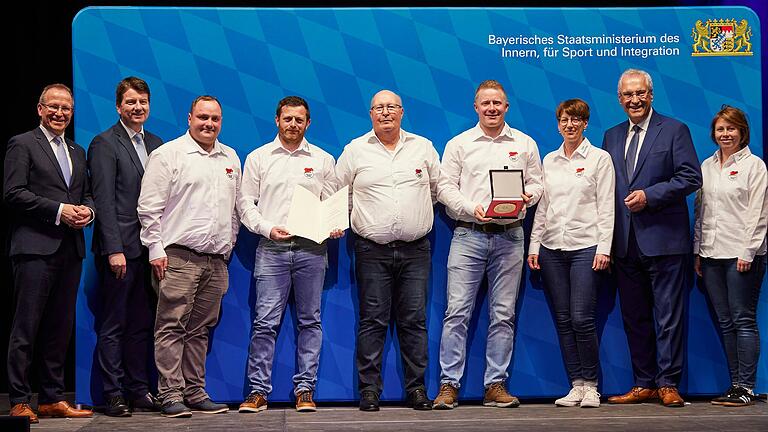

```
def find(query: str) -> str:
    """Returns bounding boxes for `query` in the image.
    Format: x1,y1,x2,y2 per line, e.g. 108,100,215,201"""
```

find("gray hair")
617,69,653,94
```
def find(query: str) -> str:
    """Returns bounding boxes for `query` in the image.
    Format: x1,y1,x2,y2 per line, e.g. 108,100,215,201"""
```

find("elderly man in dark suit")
88,77,163,417
4,83,95,423
602,69,702,407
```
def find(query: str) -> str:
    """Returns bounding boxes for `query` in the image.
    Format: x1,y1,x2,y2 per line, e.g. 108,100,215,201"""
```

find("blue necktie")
133,133,148,168
53,136,72,186
625,125,641,179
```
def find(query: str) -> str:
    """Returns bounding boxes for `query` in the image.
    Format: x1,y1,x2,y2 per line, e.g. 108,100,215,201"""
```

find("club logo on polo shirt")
304,167,314,178
508,151,519,162
575,167,585,177
415,168,423,179
225,167,234,179
729,170,738,180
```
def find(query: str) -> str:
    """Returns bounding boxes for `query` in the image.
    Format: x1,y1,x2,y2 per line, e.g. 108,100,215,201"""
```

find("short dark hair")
189,95,221,114
39,83,73,104
116,76,151,106
276,96,310,121
556,98,590,122
711,105,750,148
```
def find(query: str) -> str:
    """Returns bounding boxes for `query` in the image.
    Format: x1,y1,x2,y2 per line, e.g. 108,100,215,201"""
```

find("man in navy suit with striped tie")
602,69,702,408
4,83,95,423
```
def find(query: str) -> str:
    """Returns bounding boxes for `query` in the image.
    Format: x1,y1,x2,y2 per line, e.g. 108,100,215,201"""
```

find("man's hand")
109,252,127,279
60,204,92,228
694,255,702,277
270,226,293,241
624,190,647,212
527,254,540,270
592,254,610,271
522,192,533,204
474,204,492,223
150,257,168,281
329,229,345,240
736,258,752,273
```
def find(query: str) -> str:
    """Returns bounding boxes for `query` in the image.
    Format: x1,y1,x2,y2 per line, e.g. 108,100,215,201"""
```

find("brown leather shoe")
10,403,39,424
607,387,659,404
295,391,316,412
659,386,685,407
38,400,93,418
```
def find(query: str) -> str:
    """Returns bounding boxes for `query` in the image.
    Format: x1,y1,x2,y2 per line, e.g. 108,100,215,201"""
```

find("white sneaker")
580,386,601,408
555,386,584,407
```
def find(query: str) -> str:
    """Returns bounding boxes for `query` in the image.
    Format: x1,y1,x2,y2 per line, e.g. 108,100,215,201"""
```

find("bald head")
370,90,402,108
369,90,404,140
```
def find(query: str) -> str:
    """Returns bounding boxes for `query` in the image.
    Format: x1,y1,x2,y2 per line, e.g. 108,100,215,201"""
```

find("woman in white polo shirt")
694,105,767,407
527,99,615,408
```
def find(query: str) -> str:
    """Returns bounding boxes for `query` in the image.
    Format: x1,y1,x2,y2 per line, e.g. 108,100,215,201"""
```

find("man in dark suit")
4,83,95,423
87,77,163,417
602,69,702,407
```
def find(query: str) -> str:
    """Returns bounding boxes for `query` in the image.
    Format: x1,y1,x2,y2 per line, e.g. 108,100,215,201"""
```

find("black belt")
456,220,522,233
361,235,426,248
167,244,224,258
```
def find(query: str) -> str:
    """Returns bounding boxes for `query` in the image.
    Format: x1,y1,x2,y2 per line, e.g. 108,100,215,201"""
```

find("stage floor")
2,395,768,431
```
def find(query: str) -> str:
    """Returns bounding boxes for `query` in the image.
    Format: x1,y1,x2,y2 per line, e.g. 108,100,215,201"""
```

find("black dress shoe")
105,395,131,417
406,388,432,410
131,392,161,412
359,390,380,412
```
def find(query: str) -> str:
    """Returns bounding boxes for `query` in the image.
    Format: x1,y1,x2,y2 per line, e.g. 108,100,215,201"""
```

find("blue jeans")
538,245,600,384
439,226,524,388
246,238,327,396
354,235,431,395
701,254,765,388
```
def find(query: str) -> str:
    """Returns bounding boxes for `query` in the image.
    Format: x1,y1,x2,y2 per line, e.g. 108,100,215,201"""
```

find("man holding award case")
434,80,543,409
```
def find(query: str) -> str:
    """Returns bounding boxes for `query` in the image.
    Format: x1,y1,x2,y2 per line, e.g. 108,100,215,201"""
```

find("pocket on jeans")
453,227,470,237
417,240,431,252
355,239,373,253
504,227,524,242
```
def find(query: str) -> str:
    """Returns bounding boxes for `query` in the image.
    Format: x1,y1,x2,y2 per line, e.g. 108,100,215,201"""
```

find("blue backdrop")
73,6,764,404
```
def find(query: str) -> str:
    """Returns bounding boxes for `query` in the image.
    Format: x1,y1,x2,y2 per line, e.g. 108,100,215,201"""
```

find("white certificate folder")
285,185,350,243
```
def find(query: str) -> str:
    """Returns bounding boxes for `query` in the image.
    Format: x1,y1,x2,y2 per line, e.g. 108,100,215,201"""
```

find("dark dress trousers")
4,127,94,405
602,111,702,388
87,122,162,400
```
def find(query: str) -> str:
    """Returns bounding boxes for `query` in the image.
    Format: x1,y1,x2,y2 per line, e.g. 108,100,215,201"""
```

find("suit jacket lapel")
114,123,145,176
612,122,630,185
630,112,662,184
145,132,161,155
34,128,69,188
66,138,82,190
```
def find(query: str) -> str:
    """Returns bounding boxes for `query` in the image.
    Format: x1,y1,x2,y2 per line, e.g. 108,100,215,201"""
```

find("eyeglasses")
41,103,73,114
371,104,402,114
619,90,650,101
558,117,583,126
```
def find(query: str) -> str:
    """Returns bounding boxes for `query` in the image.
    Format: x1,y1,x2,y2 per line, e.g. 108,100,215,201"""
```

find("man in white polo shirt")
435,80,543,410
336,90,441,412
138,95,241,418
238,96,342,414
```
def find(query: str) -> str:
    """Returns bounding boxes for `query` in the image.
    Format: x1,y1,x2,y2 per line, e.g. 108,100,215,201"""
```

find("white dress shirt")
138,131,242,261
624,108,653,168
694,146,768,261
438,122,543,223
335,129,440,244
529,138,615,255
240,136,338,238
